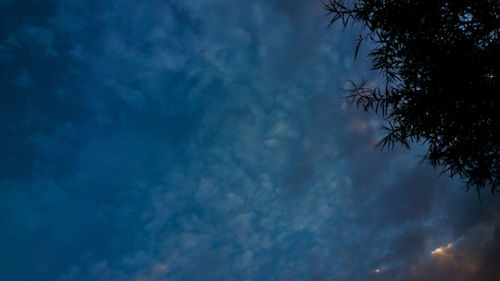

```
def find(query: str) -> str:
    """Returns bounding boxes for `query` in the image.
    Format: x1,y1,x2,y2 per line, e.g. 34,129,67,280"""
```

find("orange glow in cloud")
430,243,453,256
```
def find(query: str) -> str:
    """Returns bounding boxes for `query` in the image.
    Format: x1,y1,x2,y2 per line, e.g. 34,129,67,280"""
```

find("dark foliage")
325,0,500,193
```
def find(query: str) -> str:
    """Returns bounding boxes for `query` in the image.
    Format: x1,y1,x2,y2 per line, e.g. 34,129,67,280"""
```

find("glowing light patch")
374,269,381,273
431,243,453,256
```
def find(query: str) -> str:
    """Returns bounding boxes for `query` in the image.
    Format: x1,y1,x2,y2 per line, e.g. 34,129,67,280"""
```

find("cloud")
408,222,500,281
1,1,499,281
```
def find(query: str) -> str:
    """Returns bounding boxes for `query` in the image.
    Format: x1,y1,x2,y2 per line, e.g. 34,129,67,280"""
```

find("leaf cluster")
325,0,500,193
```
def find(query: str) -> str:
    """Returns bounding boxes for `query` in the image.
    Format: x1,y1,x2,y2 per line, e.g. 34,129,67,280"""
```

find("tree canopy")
325,0,500,193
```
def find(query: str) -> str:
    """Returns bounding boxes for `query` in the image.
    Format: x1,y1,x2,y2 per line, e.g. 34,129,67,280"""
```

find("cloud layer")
1,1,498,280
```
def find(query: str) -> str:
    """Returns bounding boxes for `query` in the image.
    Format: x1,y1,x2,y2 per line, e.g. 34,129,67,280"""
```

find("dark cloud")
407,221,500,281
1,1,498,281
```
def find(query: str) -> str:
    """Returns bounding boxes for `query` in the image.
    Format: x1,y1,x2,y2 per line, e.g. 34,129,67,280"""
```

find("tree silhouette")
325,0,499,193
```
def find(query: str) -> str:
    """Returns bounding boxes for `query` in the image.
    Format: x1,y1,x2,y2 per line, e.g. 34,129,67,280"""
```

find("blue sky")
0,1,499,280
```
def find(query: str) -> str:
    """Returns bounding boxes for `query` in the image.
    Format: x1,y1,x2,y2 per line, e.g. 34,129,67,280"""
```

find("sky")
0,1,499,280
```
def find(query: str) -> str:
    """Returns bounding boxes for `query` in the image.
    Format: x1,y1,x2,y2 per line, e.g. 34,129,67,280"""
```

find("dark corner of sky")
0,1,498,281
